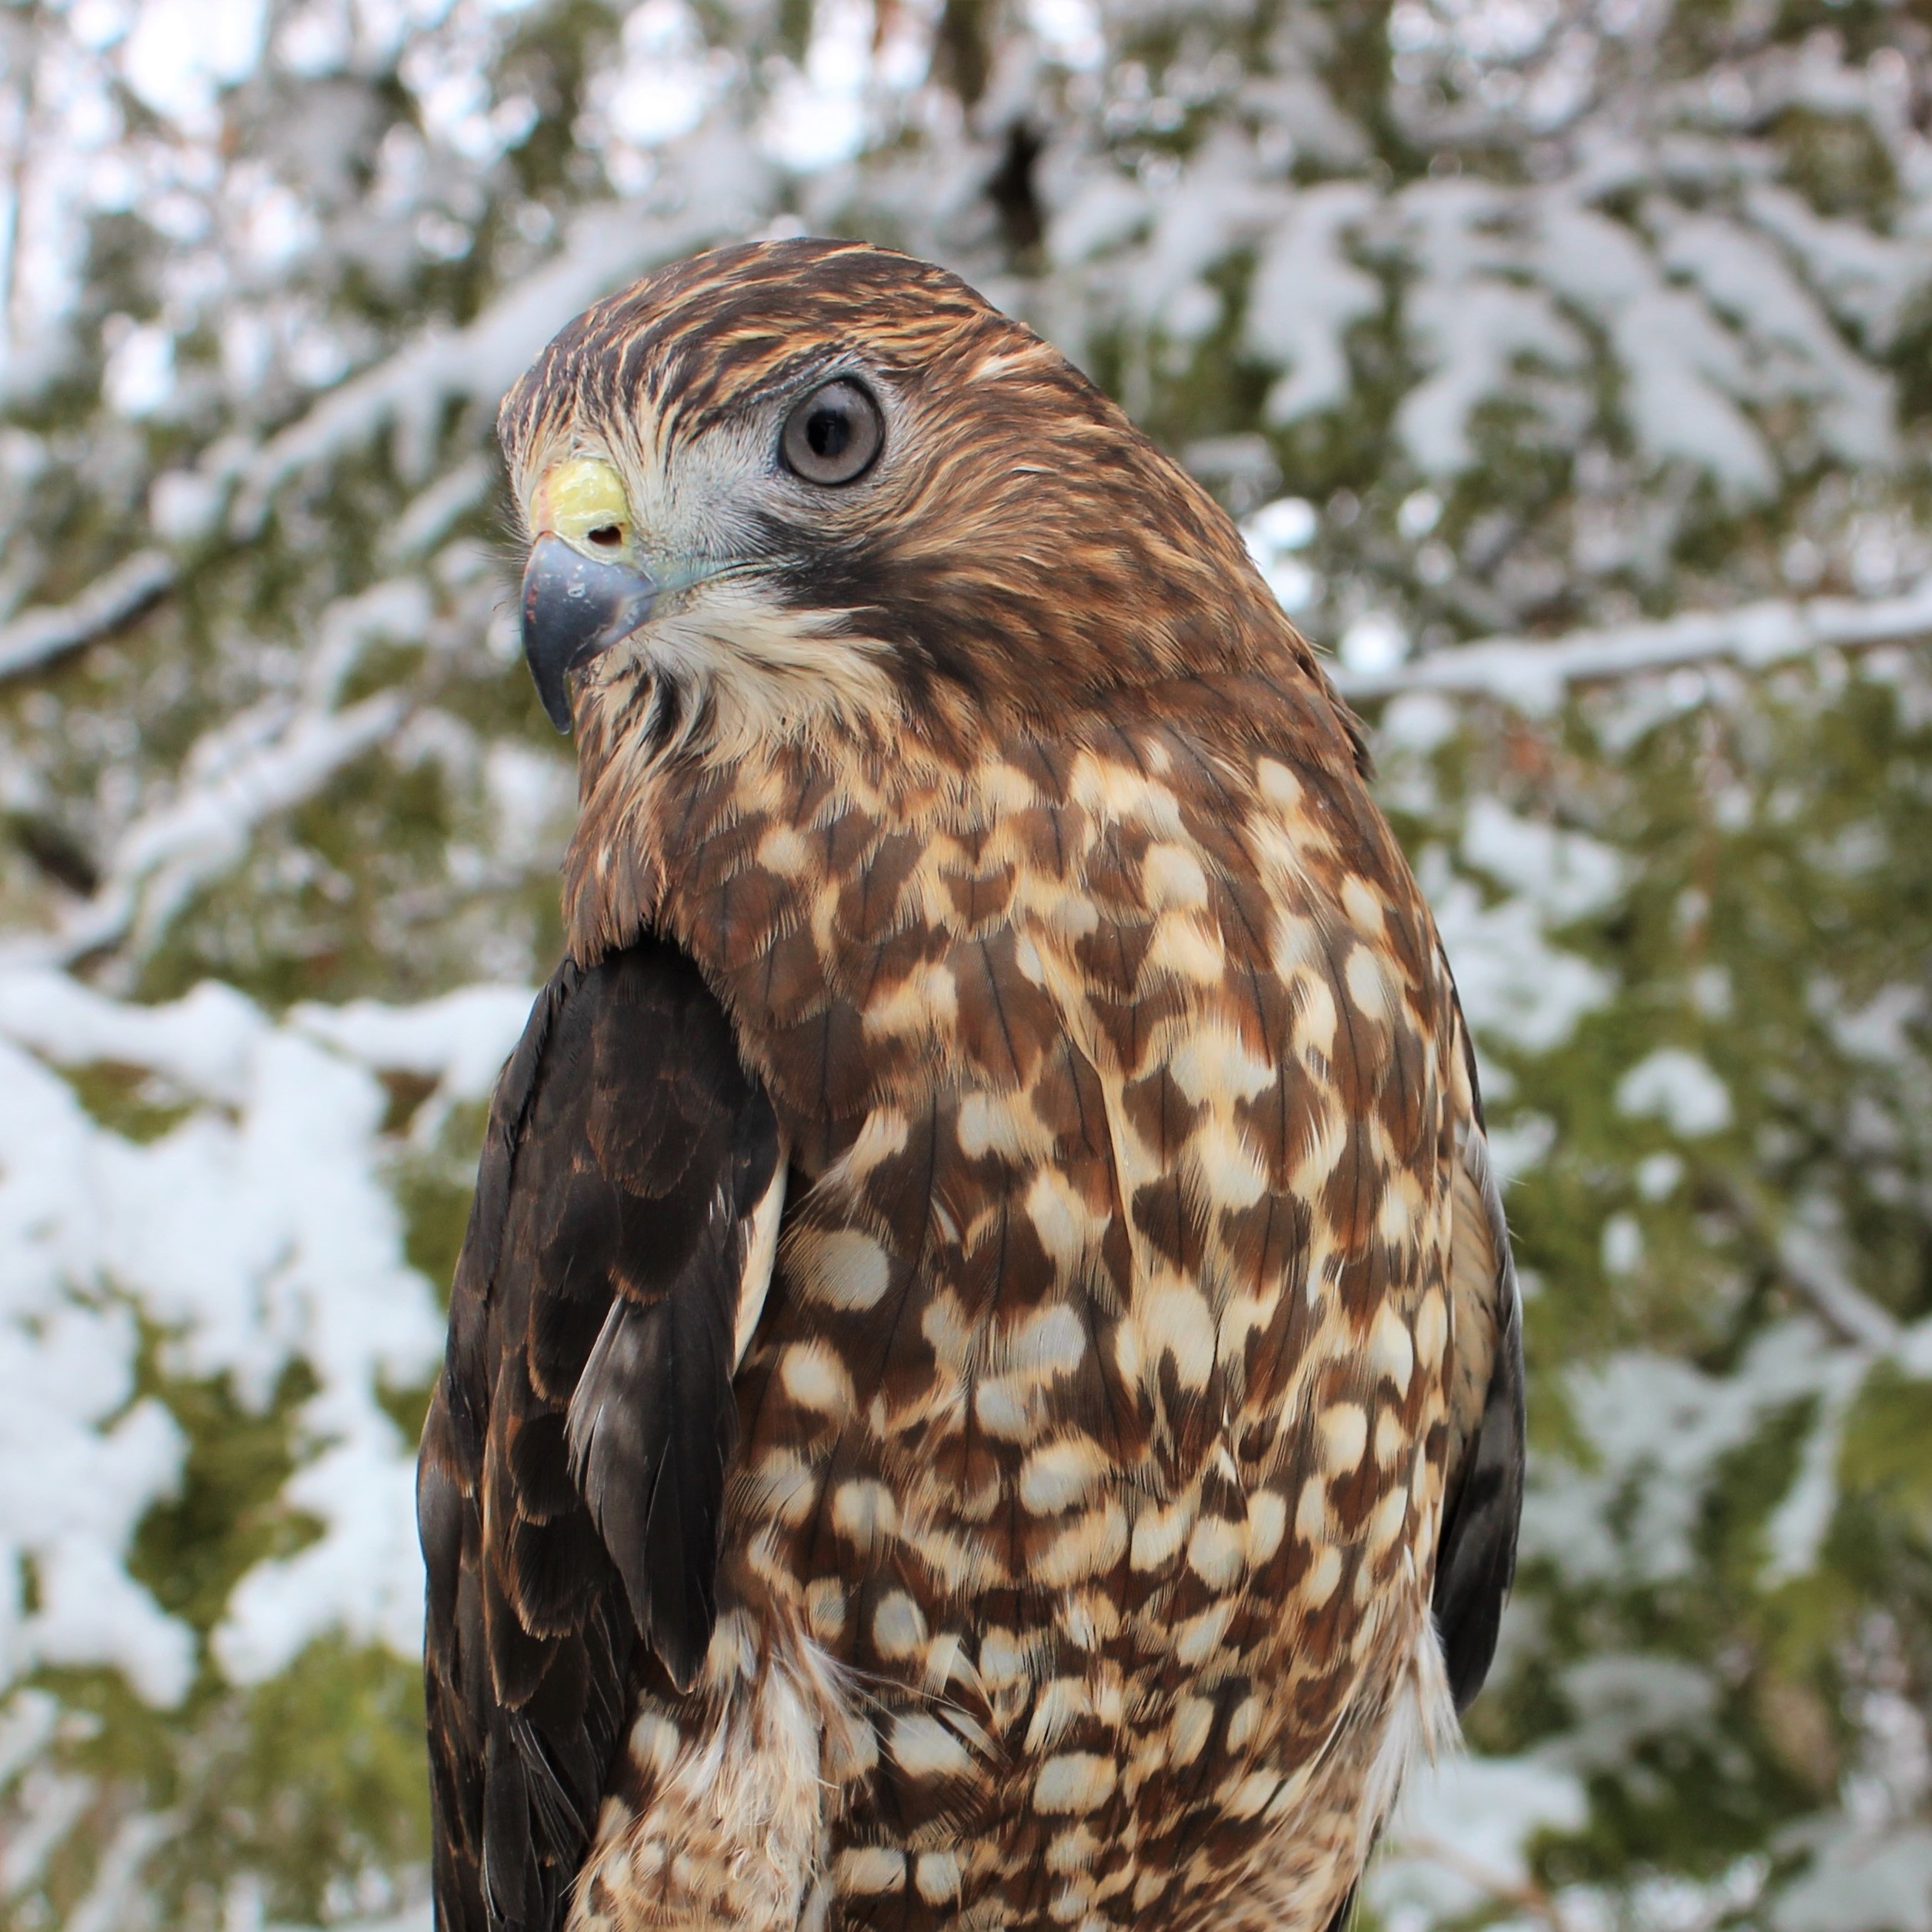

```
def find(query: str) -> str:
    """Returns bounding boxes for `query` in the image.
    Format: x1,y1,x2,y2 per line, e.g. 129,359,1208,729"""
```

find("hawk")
418,238,1523,1932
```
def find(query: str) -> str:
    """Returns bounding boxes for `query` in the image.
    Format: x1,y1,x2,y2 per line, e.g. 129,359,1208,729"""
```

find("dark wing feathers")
1433,1112,1527,1714
420,937,782,1932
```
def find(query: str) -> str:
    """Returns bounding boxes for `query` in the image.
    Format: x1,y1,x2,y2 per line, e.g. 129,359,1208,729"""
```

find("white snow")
1556,1653,1717,1770
0,549,175,682
3,688,412,971
1341,611,1410,676
1416,846,1615,1055
1245,182,1381,424
215,1426,426,1682
102,319,178,418
1396,179,1581,475
1337,571,1932,708
275,1907,432,1932
1373,1752,1587,1922
759,0,876,173
0,967,527,1710
1600,1210,1643,1276
1243,497,1322,614
1520,1319,1896,1592
294,983,535,1106
1774,1826,1932,1932
597,0,718,150
1616,1047,1733,1136
1536,198,1777,499
122,0,267,126
1658,208,1895,470
1244,496,1318,552
1461,797,1627,925
1634,1150,1683,1200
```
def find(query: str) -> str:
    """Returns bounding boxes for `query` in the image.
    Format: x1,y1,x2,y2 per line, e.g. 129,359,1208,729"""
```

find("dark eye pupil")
781,379,882,484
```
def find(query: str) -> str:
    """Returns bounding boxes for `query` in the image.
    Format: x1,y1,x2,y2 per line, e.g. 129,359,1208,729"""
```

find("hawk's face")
499,238,1292,759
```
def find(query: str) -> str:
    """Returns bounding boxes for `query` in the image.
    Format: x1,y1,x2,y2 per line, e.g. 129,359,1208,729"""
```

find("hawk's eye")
780,380,883,486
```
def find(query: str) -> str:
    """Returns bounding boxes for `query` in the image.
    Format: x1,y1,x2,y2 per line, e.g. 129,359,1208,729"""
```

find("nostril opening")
587,525,624,549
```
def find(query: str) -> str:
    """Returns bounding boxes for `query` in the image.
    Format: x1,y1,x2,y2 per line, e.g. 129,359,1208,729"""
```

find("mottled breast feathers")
419,709,1526,1932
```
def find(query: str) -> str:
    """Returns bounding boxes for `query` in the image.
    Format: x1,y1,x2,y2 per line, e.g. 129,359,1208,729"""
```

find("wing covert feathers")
419,939,782,1932
1433,1020,1527,1713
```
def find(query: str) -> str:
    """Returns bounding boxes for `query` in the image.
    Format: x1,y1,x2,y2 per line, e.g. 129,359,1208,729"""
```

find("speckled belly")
570,736,1464,1932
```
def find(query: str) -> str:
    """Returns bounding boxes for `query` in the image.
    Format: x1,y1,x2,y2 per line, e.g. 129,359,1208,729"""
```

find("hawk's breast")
584,681,1463,1932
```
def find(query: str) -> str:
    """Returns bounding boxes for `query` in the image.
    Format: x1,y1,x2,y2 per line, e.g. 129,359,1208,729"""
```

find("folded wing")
418,938,782,1932
1433,1007,1527,1714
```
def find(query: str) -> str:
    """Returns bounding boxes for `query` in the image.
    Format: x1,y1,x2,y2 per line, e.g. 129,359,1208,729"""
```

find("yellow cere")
535,457,633,557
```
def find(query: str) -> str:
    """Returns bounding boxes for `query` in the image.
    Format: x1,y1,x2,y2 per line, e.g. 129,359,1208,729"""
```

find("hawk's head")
499,238,1314,759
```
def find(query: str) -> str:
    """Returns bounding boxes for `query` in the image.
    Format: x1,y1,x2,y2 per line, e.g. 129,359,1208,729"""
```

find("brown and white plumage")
419,239,1524,1932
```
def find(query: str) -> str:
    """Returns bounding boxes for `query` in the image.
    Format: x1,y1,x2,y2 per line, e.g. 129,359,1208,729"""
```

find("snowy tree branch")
1776,1220,1902,1355
2,689,410,970
1333,573,1932,709
223,197,761,537
1713,1175,1903,1354
0,551,175,684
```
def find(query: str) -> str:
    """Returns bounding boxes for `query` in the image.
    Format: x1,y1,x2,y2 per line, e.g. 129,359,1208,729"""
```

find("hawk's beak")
520,533,659,733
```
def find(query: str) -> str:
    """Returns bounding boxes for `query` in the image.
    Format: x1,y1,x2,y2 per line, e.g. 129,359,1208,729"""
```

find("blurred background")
0,0,1928,1927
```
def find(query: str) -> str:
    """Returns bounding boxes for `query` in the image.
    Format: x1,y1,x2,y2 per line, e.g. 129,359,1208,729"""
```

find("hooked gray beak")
520,533,658,732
